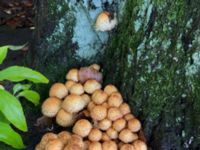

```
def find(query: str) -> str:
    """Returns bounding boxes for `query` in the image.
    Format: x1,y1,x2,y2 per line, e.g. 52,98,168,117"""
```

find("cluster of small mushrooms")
35,64,148,150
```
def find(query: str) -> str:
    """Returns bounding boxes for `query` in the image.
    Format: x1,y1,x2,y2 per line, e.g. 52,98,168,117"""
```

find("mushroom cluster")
36,64,148,150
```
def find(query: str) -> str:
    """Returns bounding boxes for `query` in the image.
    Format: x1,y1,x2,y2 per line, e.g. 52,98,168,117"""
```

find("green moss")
103,0,200,148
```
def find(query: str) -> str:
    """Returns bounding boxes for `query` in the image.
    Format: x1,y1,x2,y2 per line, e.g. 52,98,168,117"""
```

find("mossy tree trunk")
31,0,200,150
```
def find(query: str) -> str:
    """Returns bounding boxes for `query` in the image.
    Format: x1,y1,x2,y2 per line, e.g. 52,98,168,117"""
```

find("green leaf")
0,89,27,131
0,66,49,83
13,83,32,95
0,112,9,123
0,46,9,64
0,121,25,149
17,90,40,106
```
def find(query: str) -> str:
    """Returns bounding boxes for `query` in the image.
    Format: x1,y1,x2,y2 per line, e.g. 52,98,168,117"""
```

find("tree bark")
28,0,200,150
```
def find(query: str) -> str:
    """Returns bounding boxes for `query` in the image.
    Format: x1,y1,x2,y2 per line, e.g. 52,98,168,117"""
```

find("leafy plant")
0,45,49,149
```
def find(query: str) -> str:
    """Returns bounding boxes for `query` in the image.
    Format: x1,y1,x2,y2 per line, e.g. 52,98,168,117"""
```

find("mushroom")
132,140,147,150
118,142,124,149
88,142,102,150
107,107,123,121
104,85,118,96
45,139,64,150
49,83,68,99
58,131,71,145
106,128,118,140
42,97,62,117
102,102,109,108
112,118,126,132
89,64,100,71
84,79,102,94
95,11,117,32
62,94,85,113
63,144,82,150
98,119,112,131
66,69,79,82
81,94,91,106
101,133,110,141
69,83,84,95
65,80,76,90
102,140,117,150
82,110,90,117
68,134,84,148
120,144,135,150
35,144,43,150
63,134,84,150
56,109,75,127
92,89,108,104
108,92,123,107
128,118,141,132
119,103,131,115
90,105,107,121
78,67,103,83
87,101,96,112
73,119,92,137
119,129,138,143
39,133,58,148
83,141,90,150
124,114,135,121
88,128,102,142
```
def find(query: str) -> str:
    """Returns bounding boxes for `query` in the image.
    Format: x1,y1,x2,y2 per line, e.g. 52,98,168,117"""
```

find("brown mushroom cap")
58,131,71,145
102,102,109,109
90,64,100,71
87,101,96,112
64,134,84,150
104,85,118,96
81,94,91,106
40,133,58,148
92,89,108,104
68,134,84,148
107,107,123,121
45,139,64,150
73,119,92,137
62,94,85,113
90,105,107,121
132,140,147,150
42,97,62,117
83,140,90,150
65,80,76,90
101,133,110,142
56,109,75,127
120,144,135,150
98,119,112,131
35,144,43,150
66,69,79,82
119,103,131,115
124,114,135,121
88,128,102,142
112,118,126,132
49,83,68,99
63,144,82,150
88,142,102,150
69,83,84,95
128,118,141,132
84,79,102,94
119,129,138,143
118,142,124,149
108,92,123,107
102,140,117,150
106,128,118,140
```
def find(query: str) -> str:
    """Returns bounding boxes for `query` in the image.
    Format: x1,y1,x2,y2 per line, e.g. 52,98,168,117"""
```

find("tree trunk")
27,0,200,149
